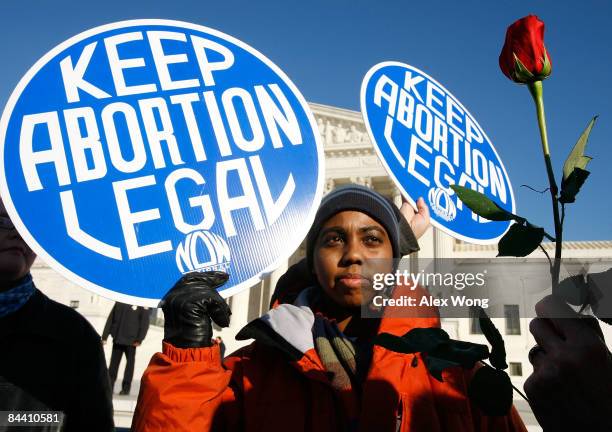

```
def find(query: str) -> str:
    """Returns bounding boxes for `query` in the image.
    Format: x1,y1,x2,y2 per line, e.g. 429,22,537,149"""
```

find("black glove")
160,271,231,348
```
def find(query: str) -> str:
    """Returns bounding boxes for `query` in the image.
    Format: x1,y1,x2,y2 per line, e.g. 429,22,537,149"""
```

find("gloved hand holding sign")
160,271,232,348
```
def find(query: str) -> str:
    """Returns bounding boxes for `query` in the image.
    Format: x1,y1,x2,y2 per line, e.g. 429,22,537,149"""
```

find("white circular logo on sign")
428,187,457,222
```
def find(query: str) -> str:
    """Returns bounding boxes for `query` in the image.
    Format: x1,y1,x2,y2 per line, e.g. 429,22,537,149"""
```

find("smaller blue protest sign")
361,62,515,244
0,20,324,306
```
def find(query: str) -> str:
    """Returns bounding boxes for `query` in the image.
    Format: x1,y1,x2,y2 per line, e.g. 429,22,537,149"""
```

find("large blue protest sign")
0,20,324,306
361,62,515,244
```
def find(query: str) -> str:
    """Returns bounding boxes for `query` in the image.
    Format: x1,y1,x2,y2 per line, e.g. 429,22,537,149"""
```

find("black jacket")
102,303,150,346
0,287,114,431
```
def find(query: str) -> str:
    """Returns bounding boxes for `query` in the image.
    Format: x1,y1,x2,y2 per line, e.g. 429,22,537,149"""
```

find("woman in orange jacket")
132,185,527,432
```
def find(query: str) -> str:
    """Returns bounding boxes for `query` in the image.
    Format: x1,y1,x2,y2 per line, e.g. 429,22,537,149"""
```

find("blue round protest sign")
361,62,515,244
0,20,324,306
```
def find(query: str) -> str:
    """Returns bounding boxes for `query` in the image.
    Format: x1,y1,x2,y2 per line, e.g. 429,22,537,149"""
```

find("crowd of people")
0,186,611,431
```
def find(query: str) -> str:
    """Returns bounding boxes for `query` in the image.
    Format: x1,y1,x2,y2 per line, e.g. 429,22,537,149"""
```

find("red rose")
499,15,552,83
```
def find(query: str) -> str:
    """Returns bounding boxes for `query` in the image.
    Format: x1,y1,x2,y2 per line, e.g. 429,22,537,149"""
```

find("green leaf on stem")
476,307,508,370
451,185,518,222
560,167,590,204
376,328,489,382
424,340,489,381
375,328,449,354
497,223,544,257
557,274,589,306
430,339,490,368
512,53,535,83
540,50,552,78
423,356,461,382
375,333,417,354
587,269,612,326
562,116,597,182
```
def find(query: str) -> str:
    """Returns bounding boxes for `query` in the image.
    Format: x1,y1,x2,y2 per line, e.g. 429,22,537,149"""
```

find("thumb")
416,197,430,217
400,201,416,222
207,289,232,328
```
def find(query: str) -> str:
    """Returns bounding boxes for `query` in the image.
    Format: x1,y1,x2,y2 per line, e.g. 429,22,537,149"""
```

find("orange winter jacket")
132,286,527,432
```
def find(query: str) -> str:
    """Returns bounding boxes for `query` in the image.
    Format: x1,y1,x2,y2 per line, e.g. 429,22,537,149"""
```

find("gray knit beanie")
306,184,402,270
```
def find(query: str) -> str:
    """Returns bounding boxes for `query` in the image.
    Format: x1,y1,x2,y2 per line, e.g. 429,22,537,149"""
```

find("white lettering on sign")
373,74,398,116
15,29,305,261
105,32,158,97
20,112,71,191
102,102,148,173
138,97,185,169
113,175,172,259
175,230,231,273
60,189,122,259
216,157,265,237
407,135,432,187
170,93,207,161
190,35,235,87
20,85,302,186
373,72,508,222
148,31,200,91
165,168,215,234
63,107,107,182
60,42,111,103
59,30,236,102
255,84,303,148
222,87,266,152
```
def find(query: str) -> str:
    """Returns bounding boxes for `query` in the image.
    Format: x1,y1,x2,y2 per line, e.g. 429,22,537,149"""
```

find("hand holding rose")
525,295,612,431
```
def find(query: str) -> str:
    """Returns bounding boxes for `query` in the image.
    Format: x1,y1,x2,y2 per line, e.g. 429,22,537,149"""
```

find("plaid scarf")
297,288,365,430
313,312,361,431
0,274,35,318
313,314,357,391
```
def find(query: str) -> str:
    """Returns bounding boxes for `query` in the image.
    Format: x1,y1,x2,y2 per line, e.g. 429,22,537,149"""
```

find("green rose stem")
528,80,562,291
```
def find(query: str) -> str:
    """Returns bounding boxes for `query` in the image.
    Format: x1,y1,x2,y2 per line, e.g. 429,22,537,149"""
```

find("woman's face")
0,199,36,285
313,211,394,309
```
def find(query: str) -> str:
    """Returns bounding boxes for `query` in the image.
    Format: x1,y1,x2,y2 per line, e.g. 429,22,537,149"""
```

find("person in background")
102,302,150,395
0,198,114,431
214,336,226,359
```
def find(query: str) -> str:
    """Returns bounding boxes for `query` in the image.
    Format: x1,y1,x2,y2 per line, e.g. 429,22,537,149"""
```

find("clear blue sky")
0,0,610,241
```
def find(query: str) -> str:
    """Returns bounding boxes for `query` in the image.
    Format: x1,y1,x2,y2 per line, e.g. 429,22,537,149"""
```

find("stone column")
227,288,250,330
316,117,326,144
325,120,333,145
392,186,402,208
418,227,435,259
349,176,362,186
324,178,335,194
350,176,372,188
434,227,452,259
267,260,289,307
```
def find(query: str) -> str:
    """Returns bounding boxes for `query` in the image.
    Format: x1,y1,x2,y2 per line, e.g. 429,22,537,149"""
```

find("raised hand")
525,295,612,431
400,196,430,240
160,271,231,348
